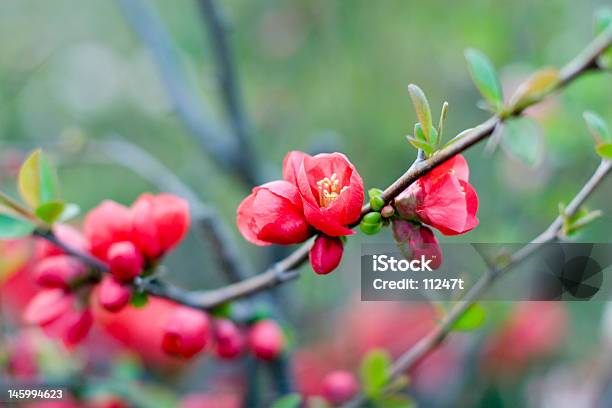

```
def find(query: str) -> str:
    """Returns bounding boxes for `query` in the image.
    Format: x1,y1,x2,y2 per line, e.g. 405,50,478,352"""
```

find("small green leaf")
437,101,449,141
39,154,59,204
0,213,35,238
35,201,65,225
501,117,544,166
360,349,391,397
509,68,560,112
407,84,433,141
596,143,612,159
444,128,474,148
18,150,43,209
131,291,149,308
464,49,503,111
271,394,302,408
406,135,434,156
583,111,610,144
210,302,233,318
17,150,59,210
452,303,486,331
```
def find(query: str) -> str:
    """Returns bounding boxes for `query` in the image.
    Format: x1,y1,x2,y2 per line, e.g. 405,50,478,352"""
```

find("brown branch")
342,158,612,407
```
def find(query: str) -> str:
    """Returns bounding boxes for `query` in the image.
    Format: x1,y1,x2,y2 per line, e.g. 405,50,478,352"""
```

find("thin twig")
116,0,249,185
343,160,612,408
196,0,259,185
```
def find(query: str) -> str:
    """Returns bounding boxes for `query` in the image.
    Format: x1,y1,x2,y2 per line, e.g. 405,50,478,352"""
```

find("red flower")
24,289,92,347
162,306,210,358
309,235,344,275
237,180,311,246
248,320,284,360
322,371,359,405
84,200,133,260
290,152,364,237
395,155,478,235
392,221,443,269
98,276,131,312
213,319,244,359
132,193,190,260
33,255,88,289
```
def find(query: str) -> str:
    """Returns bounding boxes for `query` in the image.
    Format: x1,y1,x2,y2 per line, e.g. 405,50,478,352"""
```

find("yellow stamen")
316,173,348,207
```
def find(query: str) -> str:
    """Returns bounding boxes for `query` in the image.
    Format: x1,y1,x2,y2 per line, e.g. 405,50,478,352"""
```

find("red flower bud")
162,306,210,358
24,289,92,347
322,370,359,405
24,289,73,326
291,152,364,237
248,320,284,360
33,255,87,289
392,221,442,269
98,276,131,312
309,235,344,275
84,200,134,260
107,241,144,281
395,155,478,235
214,319,244,359
237,180,311,246
132,193,191,260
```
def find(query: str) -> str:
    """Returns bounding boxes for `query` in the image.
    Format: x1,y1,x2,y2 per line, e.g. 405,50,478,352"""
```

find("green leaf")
360,349,391,397
509,68,560,112
452,303,486,331
131,291,149,308
501,117,544,166
407,84,433,141
0,213,35,238
39,153,59,204
596,143,612,159
18,150,43,209
373,395,415,408
464,49,503,111
210,302,233,318
406,135,434,156
35,201,66,225
271,394,302,408
583,111,610,144
437,101,449,140
17,150,59,209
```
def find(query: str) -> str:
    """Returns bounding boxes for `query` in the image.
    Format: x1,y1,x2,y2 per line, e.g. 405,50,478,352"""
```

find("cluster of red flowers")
393,154,479,266
237,151,364,274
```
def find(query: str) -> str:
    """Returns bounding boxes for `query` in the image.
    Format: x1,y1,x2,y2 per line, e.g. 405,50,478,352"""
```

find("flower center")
316,173,348,207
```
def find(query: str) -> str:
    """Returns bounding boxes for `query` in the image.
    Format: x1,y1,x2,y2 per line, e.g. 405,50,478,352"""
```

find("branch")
196,0,259,184
343,159,612,408
116,0,253,185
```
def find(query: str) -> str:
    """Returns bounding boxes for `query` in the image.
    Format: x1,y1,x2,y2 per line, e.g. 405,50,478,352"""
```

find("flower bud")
214,319,244,359
33,255,87,289
248,320,284,360
322,370,359,405
370,195,385,211
84,200,133,261
309,235,344,275
392,220,442,269
107,241,144,281
381,205,395,218
98,276,131,312
359,212,383,235
162,307,210,358
24,289,73,326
